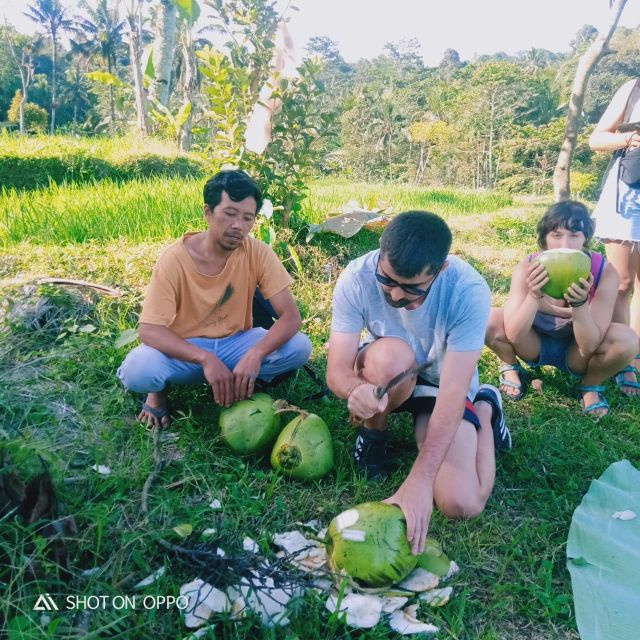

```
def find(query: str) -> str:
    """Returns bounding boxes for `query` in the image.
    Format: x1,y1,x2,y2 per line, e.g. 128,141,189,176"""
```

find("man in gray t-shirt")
326,211,511,555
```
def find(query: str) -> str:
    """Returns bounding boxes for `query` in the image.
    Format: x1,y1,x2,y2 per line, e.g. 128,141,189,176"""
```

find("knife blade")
374,362,429,399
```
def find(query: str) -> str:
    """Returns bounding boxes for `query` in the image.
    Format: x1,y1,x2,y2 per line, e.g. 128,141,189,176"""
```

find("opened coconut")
270,411,333,480
325,502,417,588
219,393,280,455
538,248,591,299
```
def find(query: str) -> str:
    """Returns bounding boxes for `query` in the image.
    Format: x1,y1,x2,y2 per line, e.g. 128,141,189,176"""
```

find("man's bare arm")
385,349,480,554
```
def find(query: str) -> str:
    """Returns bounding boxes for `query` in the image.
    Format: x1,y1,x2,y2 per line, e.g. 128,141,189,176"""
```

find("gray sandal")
498,363,528,401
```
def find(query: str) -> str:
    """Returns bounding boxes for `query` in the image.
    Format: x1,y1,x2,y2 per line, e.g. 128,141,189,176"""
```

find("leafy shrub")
7,92,48,133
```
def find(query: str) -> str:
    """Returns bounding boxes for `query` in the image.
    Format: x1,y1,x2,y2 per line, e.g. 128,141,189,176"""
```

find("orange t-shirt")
140,233,294,339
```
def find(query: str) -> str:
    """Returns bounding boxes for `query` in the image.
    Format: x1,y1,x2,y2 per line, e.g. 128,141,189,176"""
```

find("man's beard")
383,293,412,308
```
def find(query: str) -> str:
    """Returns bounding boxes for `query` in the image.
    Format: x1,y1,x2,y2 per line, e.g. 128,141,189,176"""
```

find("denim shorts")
523,334,581,377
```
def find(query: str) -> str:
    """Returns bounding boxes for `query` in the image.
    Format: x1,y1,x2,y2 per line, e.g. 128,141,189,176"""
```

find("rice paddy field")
1,137,638,639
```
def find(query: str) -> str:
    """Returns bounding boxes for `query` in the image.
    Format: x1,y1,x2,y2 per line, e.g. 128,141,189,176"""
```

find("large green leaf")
85,71,124,87
171,0,200,24
567,460,640,640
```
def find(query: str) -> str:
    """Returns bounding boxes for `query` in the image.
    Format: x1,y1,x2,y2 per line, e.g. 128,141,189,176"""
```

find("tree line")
2,0,640,197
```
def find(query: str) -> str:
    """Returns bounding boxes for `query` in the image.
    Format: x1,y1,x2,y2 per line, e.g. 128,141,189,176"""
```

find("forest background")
3,0,640,202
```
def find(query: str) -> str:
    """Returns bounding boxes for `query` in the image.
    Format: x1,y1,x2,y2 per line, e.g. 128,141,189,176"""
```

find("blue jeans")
117,328,312,393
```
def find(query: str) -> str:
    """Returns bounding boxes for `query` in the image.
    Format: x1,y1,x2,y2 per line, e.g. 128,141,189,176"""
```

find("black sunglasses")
375,257,443,297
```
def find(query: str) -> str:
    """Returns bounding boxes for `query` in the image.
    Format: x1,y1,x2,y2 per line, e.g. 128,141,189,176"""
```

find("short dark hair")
536,200,594,249
380,211,452,277
203,169,263,213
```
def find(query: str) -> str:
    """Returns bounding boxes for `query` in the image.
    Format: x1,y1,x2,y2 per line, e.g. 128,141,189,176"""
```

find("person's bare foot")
138,391,171,428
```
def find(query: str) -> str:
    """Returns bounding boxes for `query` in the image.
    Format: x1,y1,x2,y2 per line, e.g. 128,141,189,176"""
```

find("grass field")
1,162,638,639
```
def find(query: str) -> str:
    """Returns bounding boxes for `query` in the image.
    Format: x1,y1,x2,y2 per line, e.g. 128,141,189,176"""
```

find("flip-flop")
578,385,609,420
498,363,528,401
140,402,170,426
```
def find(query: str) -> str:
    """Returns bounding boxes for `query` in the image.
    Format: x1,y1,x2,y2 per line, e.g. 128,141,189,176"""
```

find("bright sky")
3,0,640,66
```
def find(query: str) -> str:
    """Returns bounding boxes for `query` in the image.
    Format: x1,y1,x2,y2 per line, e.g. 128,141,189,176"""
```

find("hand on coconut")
525,260,549,301
232,348,263,400
384,477,433,555
563,274,593,309
202,353,236,407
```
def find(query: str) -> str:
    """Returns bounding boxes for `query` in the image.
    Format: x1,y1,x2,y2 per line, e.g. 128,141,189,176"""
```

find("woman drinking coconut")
485,200,638,418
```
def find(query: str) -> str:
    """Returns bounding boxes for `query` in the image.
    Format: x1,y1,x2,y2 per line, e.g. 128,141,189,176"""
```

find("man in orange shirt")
117,170,312,427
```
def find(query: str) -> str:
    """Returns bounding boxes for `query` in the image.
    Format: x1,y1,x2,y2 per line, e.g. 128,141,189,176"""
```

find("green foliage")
7,91,48,133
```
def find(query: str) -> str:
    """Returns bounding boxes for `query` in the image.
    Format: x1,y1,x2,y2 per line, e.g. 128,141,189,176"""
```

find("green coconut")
219,393,280,455
325,502,418,588
416,537,451,577
270,412,333,480
538,248,591,299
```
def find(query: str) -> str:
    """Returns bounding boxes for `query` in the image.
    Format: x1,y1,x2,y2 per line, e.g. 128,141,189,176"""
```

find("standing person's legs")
604,240,640,394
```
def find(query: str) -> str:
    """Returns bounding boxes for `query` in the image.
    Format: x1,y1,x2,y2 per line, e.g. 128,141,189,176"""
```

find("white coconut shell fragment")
209,499,222,510
419,586,453,607
396,568,440,592
380,596,409,613
325,593,383,629
239,574,301,628
134,566,165,588
340,528,366,542
389,604,439,635
243,536,259,553
272,530,314,555
180,578,230,628
444,560,460,580
612,510,637,520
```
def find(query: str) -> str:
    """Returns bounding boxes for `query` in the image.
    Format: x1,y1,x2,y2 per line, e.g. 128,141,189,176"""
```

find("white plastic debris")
243,536,259,553
380,596,409,613
216,548,226,557
134,566,165,589
419,586,453,607
396,568,440,592
180,578,230,629
389,604,439,635
325,593,382,629
612,510,637,521
209,499,222,510
91,464,111,476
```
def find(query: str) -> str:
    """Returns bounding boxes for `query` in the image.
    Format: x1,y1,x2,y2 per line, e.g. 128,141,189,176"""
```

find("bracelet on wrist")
569,298,587,308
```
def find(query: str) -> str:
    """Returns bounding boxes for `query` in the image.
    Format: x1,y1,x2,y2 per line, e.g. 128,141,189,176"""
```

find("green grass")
0,133,207,191
0,175,637,640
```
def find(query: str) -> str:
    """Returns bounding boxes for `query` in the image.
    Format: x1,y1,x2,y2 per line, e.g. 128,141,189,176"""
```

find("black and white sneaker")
354,427,390,480
475,383,512,450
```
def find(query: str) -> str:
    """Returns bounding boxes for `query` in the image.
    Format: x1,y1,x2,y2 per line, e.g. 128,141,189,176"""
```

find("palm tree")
24,0,74,133
72,0,125,129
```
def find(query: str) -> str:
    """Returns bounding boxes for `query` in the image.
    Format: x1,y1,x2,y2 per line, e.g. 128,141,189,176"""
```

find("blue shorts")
523,334,580,377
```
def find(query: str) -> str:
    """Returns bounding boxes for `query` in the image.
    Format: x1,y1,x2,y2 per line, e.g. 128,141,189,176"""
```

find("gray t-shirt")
331,250,491,399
